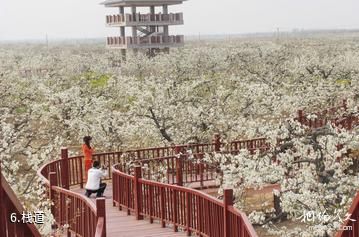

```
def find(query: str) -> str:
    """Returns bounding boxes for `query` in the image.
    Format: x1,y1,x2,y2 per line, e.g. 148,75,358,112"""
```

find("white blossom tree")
0,37,359,236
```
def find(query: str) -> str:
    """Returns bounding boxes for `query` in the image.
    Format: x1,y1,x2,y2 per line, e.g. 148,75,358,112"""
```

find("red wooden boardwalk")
6,100,355,237
72,183,187,237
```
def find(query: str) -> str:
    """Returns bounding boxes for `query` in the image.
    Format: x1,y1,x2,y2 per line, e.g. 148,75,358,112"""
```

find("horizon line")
1,28,359,43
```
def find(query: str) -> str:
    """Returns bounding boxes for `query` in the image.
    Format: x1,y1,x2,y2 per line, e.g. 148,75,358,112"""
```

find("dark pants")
85,183,107,197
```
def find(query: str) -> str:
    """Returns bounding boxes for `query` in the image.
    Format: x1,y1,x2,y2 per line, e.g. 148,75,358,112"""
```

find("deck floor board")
72,183,188,237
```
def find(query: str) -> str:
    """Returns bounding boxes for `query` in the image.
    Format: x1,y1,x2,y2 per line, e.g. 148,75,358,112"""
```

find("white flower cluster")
1,38,359,236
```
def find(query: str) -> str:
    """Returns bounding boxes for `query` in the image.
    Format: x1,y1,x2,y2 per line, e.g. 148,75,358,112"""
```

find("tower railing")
106,13,183,25
107,35,184,48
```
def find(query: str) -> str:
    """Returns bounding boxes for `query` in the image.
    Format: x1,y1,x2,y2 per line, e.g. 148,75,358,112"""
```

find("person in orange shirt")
82,136,94,180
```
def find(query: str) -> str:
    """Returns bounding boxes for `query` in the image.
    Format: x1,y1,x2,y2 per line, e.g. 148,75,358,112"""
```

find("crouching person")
85,160,108,198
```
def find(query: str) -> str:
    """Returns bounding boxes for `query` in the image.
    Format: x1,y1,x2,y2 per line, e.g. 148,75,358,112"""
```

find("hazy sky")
0,0,358,40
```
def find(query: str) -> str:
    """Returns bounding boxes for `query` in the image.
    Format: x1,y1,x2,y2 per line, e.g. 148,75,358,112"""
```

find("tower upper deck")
101,0,186,7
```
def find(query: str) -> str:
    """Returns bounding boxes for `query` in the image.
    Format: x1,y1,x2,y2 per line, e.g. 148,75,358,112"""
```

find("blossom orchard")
0,38,359,235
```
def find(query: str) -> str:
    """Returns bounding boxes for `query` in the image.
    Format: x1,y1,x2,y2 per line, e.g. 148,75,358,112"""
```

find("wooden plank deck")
72,183,188,237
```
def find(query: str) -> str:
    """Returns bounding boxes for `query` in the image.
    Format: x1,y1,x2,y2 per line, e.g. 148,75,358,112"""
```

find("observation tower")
101,0,186,57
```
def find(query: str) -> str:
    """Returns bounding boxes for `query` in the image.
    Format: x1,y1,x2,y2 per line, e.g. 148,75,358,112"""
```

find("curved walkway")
3,100,355,236
72,183,187,237
37,100,357,237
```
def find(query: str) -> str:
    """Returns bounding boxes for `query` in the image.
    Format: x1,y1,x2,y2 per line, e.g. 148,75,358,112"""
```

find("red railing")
227,138,268,154
112,165,135,215
37,149,106,237
112,166,258,237
0,163,41,237
137,153,216,185
293,101,359,237
228,207,256,237
34,99,358,237
109,137,268,186
336,192,359,237
32,98,359,237
36,136,265,237
50,185,98,237
296,99,359,130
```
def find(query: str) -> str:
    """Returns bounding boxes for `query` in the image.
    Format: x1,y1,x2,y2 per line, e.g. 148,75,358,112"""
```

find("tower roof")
101,0,186,7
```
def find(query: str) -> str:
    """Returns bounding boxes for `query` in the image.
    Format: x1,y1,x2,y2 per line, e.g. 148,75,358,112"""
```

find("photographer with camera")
84,160,108,198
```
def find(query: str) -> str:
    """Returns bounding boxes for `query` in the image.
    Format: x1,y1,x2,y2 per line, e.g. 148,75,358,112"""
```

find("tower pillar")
149,6,156,56
131,6,138,54
120,6,126,59
163,4,169,53
150,6,156,32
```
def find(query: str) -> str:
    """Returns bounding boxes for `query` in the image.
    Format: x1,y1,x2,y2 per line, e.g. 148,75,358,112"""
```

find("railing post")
199,163,204,189
249,140,255,154
65,194,71,237
49,172,58,219
61,148,69,189
174,145,181,155
149,185,154,223
0,162,5,237
223,189,233,237
274,194,282,217
96,198,107,237
213,133,221,152
160,186,166,228
112,171,116,207
186,192,192,236
175,157,183,186
126,180,131,215
298,110,304,124
79,158,83,189
172,190,178,232
175,146,183,186
343,99,347,111
134,166,143,220
347,116,353,130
